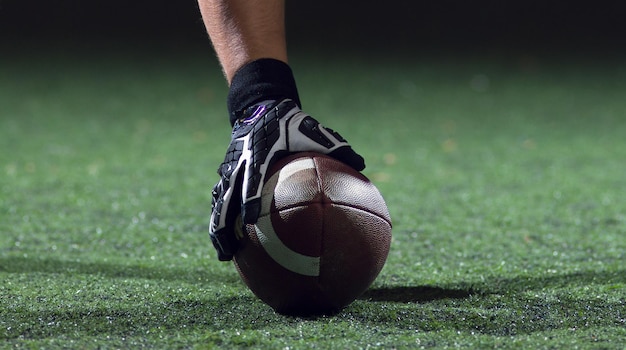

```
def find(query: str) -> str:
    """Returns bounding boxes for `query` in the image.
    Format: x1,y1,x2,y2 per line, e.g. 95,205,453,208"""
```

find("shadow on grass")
0,256,235,285
351,269,625,336
361,269,625,304
361,286,473,303
3,255,625,339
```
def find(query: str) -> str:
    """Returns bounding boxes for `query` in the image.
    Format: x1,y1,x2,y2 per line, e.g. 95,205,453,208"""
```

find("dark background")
1,0,625,55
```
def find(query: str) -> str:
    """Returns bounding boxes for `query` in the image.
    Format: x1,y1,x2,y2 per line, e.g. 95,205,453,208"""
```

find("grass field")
1,47,626,349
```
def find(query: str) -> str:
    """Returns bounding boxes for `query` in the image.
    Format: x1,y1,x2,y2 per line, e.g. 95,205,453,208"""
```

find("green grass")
1,48,626,349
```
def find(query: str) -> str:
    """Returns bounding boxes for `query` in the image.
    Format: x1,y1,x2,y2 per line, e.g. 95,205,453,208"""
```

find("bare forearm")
197,0,288,83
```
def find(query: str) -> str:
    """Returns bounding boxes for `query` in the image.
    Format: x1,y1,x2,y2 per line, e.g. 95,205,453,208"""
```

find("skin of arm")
197,0,288,83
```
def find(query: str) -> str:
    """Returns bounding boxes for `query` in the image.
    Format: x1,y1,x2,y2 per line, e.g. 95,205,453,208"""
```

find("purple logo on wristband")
242,105,267,125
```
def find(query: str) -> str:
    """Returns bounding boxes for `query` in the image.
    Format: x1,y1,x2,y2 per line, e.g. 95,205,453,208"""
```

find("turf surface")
1,48,625,349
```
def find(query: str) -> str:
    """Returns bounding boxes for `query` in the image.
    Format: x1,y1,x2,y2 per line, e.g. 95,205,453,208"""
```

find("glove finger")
240,156,264,224
209,173,242,261
210,181,221,208
221,163,245,230
295,115,366,171
209,179,227,234
329,146,366,172
242,197,262,225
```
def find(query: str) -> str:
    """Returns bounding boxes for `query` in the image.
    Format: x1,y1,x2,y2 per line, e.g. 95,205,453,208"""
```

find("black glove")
209,99,365,261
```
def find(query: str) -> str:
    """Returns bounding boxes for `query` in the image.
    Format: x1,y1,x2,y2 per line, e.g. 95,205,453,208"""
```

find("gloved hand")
210,99,365,261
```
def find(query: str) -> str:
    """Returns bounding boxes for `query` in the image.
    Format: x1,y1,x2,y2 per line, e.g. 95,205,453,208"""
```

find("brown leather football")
233,152,392,315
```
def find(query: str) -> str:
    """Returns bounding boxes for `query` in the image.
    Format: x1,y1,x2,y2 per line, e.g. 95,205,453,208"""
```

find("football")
233,152,392,315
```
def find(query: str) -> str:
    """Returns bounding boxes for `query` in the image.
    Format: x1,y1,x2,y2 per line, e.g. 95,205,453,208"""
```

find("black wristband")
227,58,301,126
